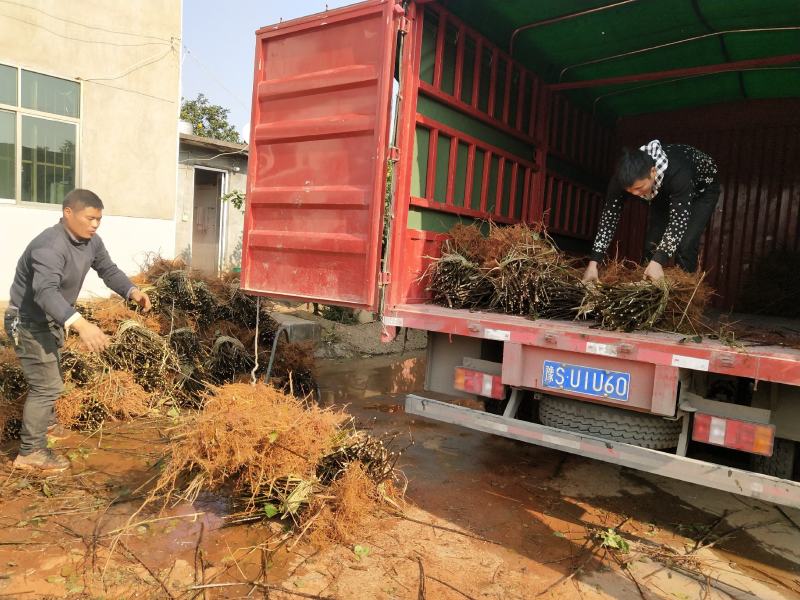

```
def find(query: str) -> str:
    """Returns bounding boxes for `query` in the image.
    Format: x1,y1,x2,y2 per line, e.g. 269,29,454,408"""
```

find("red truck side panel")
241,1,398,310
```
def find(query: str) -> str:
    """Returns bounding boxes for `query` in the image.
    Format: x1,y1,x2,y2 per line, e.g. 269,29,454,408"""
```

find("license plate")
542,360,631,402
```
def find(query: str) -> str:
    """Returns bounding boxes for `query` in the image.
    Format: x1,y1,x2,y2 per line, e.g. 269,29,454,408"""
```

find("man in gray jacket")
3,189,151,472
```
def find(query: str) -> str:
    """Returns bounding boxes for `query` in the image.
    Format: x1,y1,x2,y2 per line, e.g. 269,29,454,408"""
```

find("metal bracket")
503,388,522,419
676,411,690,457
398,16,411,34
388,146,401,162
379,272,391,285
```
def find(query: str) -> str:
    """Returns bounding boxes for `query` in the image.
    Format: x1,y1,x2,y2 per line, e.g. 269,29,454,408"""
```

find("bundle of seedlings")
61,347,105,386
533,265,590,320
133,254,188,285
150,383,401,536
657,267,711,335
0,394,22,441
447,222,491,263
428,223,712,334
427,249,494,309
0,346,27,404
106,320,182,397
168,327,206,365
488,250,540,315
0,347,26,441
269,341,318,398
56,370,151,431
484,221,560,268
593,279,672,332
76,297,165,336
205,335,254,384
148,269,220,328
488,227,576,317
587,264,710,333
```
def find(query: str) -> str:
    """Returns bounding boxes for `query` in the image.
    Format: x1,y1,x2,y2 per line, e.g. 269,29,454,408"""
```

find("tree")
180,93,242,144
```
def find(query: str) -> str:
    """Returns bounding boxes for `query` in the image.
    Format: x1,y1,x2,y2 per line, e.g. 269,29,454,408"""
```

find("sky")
181,0,354,142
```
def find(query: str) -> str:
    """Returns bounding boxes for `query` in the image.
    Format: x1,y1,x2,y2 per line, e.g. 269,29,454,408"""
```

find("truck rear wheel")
539,396,682,450
751,438,796,480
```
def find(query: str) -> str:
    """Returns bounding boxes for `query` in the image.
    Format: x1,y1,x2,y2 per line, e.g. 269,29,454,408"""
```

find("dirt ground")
1,346,800,598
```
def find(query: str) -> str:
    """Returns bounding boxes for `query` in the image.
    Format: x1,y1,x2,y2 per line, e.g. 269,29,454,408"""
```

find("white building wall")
0,205,175,300
0,1,181,300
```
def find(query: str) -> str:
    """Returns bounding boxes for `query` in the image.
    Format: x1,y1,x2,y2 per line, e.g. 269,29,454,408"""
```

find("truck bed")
385,303,800,387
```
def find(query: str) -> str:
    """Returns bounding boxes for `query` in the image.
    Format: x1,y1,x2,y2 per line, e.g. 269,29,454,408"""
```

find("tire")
539,396,682,450
751,438,796,480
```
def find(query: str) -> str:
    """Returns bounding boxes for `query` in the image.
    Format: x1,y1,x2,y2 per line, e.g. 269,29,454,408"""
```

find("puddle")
317,353,426,405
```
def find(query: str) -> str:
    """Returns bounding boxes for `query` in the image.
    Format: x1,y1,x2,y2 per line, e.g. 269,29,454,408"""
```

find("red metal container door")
241,1,399,310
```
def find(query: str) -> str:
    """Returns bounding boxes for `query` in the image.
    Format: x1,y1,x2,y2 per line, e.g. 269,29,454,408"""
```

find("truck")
240,0,800,508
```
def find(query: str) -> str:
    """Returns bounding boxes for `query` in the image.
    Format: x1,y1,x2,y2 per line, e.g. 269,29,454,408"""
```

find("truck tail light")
692,413,775,457
453,367,505,400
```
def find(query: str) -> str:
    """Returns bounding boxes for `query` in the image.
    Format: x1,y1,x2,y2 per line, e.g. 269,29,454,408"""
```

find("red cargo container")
243,0,800,507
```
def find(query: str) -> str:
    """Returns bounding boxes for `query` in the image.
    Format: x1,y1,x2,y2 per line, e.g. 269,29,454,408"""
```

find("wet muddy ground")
1,351,799,599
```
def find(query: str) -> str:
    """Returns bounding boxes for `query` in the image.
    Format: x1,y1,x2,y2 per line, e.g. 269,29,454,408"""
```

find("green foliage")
382,161,394,249
180,93,242,144
222,189,246,211
320,305,359,324
597,528,630,553
353,544,370,560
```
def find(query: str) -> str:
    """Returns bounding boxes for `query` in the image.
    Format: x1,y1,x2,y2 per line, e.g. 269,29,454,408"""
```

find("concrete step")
268,312,321,345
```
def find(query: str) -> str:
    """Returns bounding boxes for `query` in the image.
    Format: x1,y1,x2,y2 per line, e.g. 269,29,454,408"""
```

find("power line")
79,47,177,83
182,45,250,111
0,0,174,43
179,146,249,163
84,79,177,105
0,13,175,47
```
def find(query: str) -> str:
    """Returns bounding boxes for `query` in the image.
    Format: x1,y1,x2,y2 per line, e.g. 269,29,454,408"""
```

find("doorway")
192,168,224,276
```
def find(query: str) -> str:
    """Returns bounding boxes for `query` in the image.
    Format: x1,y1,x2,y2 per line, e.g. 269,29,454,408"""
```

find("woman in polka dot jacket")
582,140,719,283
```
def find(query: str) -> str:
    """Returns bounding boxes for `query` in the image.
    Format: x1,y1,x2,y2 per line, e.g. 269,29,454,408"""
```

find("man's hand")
72,316,110,352
582,261,600,284
643,260,665,282
129,288,151,312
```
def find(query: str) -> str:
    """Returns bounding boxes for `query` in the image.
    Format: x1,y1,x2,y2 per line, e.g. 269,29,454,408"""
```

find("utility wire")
79,46,176,83
0,13,174,47
0,0,174,42
86,79,177,105
179,147,249,163
182,45,251,111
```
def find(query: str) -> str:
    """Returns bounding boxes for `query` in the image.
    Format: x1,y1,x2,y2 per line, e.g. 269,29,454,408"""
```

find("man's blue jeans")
3,307,64,455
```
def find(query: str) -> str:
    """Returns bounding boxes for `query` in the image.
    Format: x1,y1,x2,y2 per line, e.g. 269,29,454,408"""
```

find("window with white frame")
0,63,80,205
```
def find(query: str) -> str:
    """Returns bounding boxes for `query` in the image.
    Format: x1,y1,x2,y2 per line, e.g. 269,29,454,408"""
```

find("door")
192,168,222,276
241,0,401,310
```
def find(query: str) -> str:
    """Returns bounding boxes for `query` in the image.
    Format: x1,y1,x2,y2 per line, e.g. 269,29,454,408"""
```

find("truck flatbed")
386,303,800,387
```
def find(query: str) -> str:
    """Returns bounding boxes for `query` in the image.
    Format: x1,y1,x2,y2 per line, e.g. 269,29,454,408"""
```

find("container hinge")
379,272,391,285
388,146,401,162
398,16,411,34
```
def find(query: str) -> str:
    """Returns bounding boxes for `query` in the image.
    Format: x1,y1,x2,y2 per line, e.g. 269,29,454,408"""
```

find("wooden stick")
393,513,501,545
417,557,426,600
119,540,176,599
186,581,332,599
426,574,479,600
535,545,598,597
